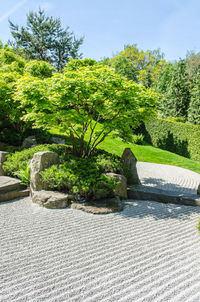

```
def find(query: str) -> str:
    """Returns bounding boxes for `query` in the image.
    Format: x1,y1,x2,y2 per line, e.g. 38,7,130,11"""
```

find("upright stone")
22,136,37,149
30,151,59,191
121,148,140,185
197,184,200,195
0,151,9,176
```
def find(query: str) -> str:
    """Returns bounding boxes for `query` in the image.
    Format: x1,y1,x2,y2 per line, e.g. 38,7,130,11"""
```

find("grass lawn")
49,128,200,174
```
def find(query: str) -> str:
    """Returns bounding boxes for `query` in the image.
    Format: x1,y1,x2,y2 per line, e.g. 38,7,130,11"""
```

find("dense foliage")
3,144,128,200
14,59,157,157
141,119,200,161
108,45,168,87
155,60,191,120
9,8,83,71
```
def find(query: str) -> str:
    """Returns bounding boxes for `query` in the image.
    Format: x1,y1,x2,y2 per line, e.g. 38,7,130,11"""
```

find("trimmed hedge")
142,119,200,162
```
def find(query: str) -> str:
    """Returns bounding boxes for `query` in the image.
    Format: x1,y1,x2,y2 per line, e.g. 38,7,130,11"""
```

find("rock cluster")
30,151,72,208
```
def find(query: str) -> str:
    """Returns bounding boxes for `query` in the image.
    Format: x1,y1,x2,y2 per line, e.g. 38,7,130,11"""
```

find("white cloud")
0,0,27,24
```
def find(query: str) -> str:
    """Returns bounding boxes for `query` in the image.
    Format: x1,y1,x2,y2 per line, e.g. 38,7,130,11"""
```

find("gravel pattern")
0,163,200,302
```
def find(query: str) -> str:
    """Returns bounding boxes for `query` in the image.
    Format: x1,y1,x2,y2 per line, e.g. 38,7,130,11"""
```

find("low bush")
141,119,200,161
41,158,117,200
3,144,71,176
3,144,127,201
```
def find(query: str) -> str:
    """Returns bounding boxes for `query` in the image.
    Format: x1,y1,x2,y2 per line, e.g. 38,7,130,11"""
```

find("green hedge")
143,119,200,162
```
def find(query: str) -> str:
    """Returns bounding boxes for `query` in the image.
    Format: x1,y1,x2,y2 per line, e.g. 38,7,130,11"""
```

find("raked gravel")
0,162,200,302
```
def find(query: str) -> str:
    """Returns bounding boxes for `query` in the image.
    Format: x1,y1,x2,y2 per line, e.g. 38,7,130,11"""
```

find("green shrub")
40,158,117,200
142,119,200,161
14,164,30,186
3,144,71,176
132,134,145,145
3,144,124,200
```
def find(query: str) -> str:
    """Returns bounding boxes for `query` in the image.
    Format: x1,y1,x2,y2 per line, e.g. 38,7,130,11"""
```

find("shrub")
40,158,117,200
142,119,200,161
3,144,71,176
132,134,145,145
3,144,126,201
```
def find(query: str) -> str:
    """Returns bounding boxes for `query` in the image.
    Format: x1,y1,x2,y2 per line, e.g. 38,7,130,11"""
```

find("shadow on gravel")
141,177,196,194
115,200,200,221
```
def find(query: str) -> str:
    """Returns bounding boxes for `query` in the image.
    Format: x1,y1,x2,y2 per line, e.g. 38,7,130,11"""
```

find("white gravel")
0,163,200,302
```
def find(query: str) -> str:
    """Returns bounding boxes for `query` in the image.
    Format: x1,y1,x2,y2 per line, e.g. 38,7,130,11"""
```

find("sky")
0,0,200,61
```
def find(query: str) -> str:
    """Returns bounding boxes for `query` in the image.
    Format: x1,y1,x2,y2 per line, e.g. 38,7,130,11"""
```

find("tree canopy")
15,59,157,157
9,8,83,71
109,44,168,87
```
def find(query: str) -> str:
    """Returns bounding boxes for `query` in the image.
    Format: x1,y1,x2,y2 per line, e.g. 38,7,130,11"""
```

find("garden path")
0,162,200,302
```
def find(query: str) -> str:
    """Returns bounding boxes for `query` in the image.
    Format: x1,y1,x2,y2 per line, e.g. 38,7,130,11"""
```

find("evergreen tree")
158,60,190,119
188,68,200,124
9,8,83,71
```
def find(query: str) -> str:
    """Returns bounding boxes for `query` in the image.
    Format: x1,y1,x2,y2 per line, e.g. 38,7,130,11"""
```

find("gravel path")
0,163,200,302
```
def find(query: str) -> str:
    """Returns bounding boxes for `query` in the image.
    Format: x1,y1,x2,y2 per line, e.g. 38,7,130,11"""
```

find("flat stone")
0,176,25,193
128,185,200,207
0,189,30,203
71,197,123,214
32,190,73,209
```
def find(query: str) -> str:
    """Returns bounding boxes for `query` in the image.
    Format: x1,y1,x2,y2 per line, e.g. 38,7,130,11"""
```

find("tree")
15,59,157,157
186,51,200,77
9,8,83,71
188,68,200,124
109,45,168,87
110,56,138,82
156,60,191,119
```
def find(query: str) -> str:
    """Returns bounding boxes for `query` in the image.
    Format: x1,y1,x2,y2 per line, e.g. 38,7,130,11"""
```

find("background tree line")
0,7,199,150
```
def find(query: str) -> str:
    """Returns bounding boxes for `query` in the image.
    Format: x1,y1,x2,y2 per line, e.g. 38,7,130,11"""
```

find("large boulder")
22,136,37,149
30,151,59,191
32,190,73,209
0,151,9,176
197,184,200,195
121,148,140,185
106,172,127,199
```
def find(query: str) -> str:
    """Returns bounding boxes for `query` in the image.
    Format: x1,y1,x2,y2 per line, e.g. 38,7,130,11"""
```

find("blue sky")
0,0,200,61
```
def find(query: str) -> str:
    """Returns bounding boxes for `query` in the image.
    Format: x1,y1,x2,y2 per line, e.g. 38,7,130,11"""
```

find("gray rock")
121,148,140,185
22,136,37,149
32,190,73,209
0,152,9,176
197,184,200,195
52,137,65,144
30,151,59,191
106,173,127,199
71,197,123,214
0,176,23,193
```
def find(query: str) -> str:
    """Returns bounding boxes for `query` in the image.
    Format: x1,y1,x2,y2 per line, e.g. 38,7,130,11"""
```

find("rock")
71,197,123,214
0,151,9,176
22,136,37,149
30,151,59,191
106,173,127,199
197,184,200,195
32,190,73,208
52,137,65,144
121,148,140,185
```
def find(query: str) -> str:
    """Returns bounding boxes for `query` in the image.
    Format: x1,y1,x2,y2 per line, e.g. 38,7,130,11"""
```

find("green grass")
49,128,200,174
